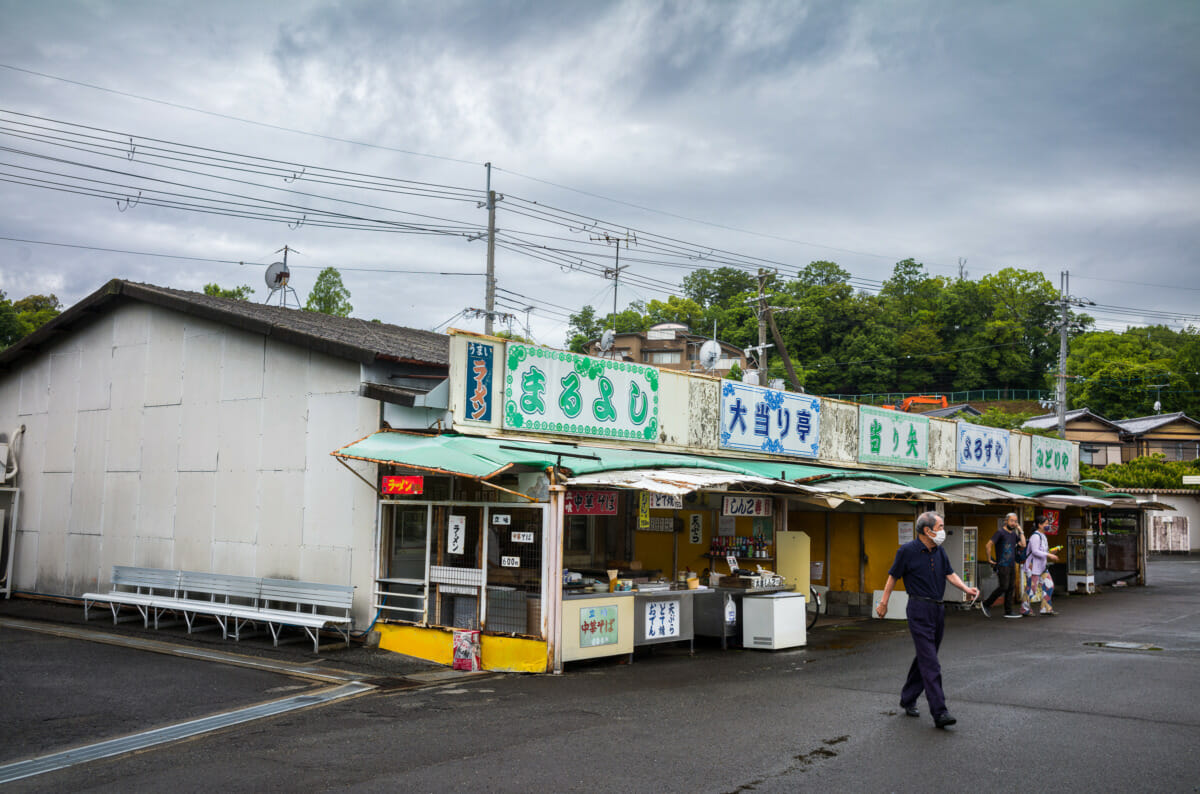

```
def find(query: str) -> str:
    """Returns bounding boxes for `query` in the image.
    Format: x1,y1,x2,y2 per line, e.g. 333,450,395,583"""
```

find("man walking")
981,512,1028,619
876,511,980,729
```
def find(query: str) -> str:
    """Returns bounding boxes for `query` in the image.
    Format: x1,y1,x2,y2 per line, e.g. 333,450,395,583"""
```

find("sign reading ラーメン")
503,344,659,442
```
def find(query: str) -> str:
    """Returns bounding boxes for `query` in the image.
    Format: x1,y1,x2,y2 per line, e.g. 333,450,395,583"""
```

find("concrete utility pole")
1053,271,1095,439
484,163,498,336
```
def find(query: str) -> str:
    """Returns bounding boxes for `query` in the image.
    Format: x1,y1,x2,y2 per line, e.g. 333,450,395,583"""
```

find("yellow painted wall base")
376,624,549,673
480,634,549,673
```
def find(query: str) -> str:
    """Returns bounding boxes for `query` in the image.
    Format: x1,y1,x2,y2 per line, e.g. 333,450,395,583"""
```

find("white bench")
83,566,181,627
83,566,355,653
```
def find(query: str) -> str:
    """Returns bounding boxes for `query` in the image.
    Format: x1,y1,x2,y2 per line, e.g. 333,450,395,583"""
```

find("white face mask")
932,528,946,546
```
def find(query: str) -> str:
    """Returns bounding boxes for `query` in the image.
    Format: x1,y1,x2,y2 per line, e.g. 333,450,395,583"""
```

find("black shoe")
979,601,990,618
934,712,957,729
901,702,919,718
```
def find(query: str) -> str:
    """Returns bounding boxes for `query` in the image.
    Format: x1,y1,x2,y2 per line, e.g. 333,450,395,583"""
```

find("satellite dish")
599,329,615,353
699,339,721,372
264,261,290,289
263,259,300,308
1154,400,1162,413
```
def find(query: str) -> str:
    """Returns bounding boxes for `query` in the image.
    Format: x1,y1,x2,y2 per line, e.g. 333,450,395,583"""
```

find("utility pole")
484,163,498,336
1052,271,1095,439
757,269,769,384
591,231,636,329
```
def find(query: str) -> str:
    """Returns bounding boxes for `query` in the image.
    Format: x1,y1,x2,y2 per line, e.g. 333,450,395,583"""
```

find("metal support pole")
485,163,497,336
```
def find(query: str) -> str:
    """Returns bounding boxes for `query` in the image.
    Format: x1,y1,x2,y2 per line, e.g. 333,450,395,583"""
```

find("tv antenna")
264,245,301,308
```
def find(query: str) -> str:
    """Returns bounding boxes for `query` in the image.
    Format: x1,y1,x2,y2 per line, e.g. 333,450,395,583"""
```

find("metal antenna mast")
591,231,637,328
1052,270,1095,438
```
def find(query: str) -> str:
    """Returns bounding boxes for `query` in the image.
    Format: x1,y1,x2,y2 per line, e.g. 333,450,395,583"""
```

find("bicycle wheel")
807,586,820,629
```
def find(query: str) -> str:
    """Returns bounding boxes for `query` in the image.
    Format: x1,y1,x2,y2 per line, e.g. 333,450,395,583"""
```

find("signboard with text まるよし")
503,344,659,442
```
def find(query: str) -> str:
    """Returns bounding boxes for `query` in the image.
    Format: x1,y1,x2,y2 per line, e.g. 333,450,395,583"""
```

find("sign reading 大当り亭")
858,405,929,469
1031,435,1076,482
503,344,659,442
956,421,1010,475
719,381,820,458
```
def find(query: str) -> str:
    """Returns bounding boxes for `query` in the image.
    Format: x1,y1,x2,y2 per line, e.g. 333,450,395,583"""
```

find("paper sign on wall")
448,515,466,555
688,514,703,545
723,496,773,517
644,600,679,639
898,521,914,546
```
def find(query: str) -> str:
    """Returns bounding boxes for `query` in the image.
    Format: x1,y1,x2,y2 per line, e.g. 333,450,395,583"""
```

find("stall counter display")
561,591,635,662
632,588,701,655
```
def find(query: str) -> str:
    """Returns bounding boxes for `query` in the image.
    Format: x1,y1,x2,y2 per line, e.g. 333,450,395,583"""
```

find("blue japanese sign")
719,381,820,458
464,342,494,422
956,421,1010,475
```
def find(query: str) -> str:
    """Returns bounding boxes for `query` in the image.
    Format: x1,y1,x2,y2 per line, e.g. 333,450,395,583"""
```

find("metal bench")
232,578,355,654
147,570,262,634
81,566,354,654
82,566,182,627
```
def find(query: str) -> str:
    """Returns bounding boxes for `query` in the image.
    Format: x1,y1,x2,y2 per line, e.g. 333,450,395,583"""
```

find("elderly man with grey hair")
876,511,979,729
982,512,1028,618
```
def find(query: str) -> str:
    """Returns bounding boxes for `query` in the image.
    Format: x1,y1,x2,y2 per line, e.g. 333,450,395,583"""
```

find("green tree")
304,267,353,317
13,293,62,338
1082,455,1200,490
203,283,254,301
681,267,756,308
0,291,23,348
645,295,706,329
566,305,602,353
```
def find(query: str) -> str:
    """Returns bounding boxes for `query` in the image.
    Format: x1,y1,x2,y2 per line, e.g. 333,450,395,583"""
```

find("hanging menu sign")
858,405,929,469
563,490,618,515
504,343,659,442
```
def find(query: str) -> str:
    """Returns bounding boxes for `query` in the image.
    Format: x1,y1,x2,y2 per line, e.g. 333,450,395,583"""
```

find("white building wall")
0,302,382,625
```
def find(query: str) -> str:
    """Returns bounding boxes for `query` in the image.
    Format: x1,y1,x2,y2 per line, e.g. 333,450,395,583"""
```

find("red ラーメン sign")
381,475,424,495
563,490,618,515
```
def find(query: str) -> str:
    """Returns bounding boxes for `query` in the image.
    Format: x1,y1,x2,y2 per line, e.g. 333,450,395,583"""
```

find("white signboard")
1031,435,1076,483
511,531,535,543
448,515,466,555
646,493,683,509
688,514,703,545
718,515,736,537
645,516,675,533
898,520,914,546
723,496,773,517
644,600,680,639
503,343,659,442
500,555,521,568
858,405,929,469
719,381,820,458
492,513,511,525
956,422,1011,475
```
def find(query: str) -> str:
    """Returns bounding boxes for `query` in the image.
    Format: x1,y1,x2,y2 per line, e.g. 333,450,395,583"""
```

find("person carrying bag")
1022,514,1060,616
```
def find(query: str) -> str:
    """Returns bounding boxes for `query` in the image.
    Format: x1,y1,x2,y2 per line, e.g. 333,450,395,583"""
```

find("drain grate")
1083,641,1162,651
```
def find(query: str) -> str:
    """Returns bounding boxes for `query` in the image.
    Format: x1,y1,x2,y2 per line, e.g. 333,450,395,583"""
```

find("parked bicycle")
807,586,821,629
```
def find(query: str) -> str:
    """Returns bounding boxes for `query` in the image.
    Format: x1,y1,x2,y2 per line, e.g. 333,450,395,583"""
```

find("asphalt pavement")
2,557,1198,793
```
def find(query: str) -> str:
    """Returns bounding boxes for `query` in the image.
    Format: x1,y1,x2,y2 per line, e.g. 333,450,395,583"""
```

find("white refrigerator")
941,526,978,603
742,591,807,649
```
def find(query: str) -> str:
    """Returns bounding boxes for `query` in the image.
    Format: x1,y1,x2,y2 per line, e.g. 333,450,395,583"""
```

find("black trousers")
900,599,946,715
984,564,1016,615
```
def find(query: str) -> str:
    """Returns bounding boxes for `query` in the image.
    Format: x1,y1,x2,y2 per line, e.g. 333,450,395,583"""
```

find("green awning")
332,431,759,480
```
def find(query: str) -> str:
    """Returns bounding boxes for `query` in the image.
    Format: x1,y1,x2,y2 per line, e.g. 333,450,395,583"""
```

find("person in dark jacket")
876,511,980,729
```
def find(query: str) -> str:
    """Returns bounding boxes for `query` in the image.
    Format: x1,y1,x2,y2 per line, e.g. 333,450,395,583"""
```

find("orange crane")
880,395,948,412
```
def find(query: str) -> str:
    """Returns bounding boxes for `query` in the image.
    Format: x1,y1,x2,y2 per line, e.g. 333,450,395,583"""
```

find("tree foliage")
0,291,62,348
304,267,353,317
1081,455,1200,490
203,283,254,301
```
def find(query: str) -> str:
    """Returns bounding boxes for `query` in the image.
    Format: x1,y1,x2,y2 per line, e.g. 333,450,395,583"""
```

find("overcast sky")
1,0,1198,348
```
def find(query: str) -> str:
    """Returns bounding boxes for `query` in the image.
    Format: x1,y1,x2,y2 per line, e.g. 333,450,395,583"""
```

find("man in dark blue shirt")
876,511,979,729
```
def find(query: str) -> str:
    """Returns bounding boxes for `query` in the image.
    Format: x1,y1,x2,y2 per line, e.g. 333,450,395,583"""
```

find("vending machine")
1067,529,1095,594
941,526,978,603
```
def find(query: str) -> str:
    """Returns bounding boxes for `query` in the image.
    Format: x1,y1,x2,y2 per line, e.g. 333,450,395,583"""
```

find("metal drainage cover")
1084,641,1162,651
